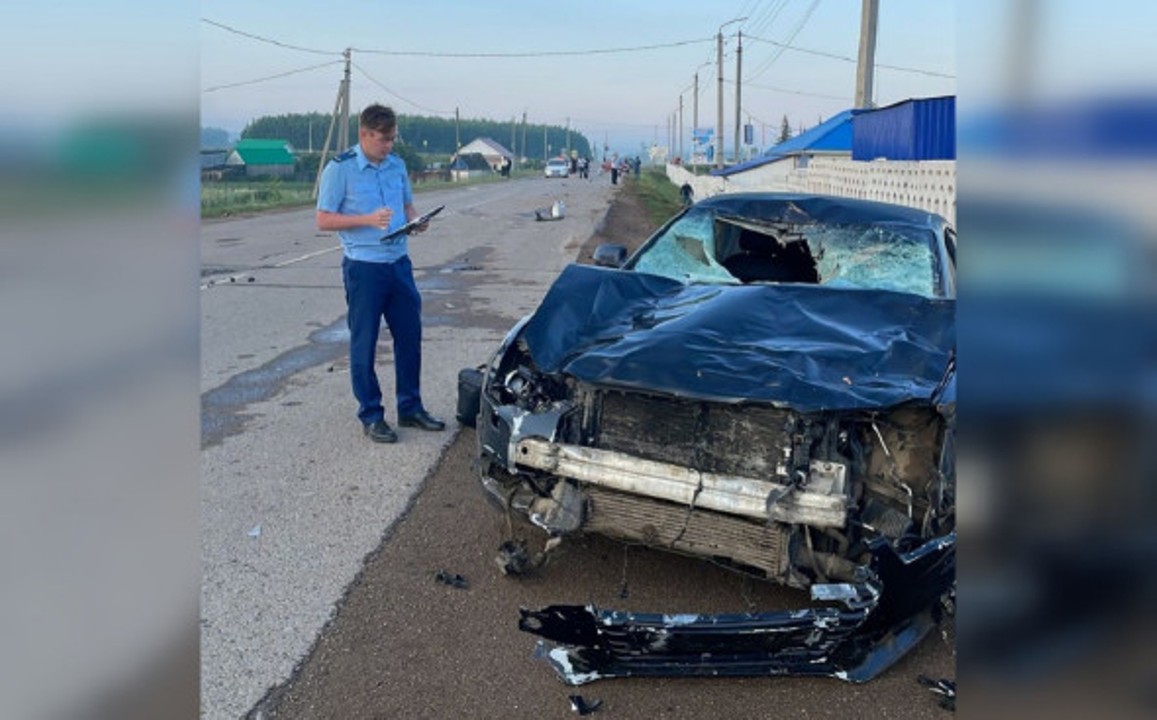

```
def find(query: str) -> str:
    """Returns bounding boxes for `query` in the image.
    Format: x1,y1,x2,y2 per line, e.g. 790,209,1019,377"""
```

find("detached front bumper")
519,532,955,685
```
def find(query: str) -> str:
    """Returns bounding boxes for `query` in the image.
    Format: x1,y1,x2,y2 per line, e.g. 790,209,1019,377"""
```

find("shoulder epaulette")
334,149,356,162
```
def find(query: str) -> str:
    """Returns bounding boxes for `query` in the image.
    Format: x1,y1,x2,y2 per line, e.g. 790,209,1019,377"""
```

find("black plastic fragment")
435,570,468,589
521,533,955,685
568,695,602,715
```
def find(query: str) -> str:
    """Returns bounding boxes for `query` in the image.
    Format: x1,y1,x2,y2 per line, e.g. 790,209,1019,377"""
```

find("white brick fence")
667,157,956,226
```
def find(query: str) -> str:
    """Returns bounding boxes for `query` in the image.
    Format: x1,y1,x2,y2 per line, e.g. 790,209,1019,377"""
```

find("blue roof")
713,110,855,176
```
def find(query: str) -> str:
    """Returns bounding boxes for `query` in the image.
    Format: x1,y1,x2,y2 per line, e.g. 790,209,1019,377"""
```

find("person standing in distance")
316,104,445,443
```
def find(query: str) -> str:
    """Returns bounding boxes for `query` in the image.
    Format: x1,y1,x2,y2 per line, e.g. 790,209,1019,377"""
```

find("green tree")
392,141,424,173
241,111,594,164
778,114,793,144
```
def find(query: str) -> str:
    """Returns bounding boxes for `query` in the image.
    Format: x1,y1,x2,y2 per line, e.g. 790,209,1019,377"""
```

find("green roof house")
227,138,296,177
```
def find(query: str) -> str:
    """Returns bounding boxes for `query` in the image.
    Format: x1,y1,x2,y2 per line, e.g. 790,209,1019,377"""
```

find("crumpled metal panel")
521,263,954,411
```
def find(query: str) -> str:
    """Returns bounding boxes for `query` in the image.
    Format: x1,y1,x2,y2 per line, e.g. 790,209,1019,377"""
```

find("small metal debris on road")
568,695,602,715
247,524,261,538
917,675,955,712
535,200,567,222
435,570,468,589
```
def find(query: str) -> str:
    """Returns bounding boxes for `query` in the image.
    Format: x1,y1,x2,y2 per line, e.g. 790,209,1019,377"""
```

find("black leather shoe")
398,410,446,431
363,419,398,443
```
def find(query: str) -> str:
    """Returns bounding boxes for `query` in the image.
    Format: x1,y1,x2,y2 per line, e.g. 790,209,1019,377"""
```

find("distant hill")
201,126,234,150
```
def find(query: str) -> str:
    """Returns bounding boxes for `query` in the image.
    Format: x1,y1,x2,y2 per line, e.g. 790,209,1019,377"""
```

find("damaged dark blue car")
464,192,956,684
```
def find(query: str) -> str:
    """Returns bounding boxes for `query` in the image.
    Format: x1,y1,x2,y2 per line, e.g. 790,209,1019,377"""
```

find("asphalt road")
200,174,618,719
255,428,957,720
201,173,955,719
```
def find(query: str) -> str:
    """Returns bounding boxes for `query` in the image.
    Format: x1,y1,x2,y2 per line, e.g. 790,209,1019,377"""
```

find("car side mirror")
592,243,628,268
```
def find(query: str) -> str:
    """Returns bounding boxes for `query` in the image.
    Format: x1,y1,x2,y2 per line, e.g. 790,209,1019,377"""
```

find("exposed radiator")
583,485,791,581
595,391,794,479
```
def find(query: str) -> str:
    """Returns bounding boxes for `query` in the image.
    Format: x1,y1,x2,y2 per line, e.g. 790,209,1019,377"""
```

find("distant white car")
544,158,569,178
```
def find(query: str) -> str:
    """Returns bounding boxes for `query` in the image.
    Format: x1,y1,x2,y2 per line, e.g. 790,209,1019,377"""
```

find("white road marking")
200,245,342,290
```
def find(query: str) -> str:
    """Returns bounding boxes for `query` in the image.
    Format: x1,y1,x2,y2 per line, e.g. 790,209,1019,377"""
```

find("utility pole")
311,51,351,199
734,31,743,163
454,107,461,151
854,0,879,108
678,94,684,161
510,115,517,159
715,18,745,168
543,125,547,161
566,117,571,156
716,29,724,168
520,111,528,164
693,72,699,138
338,48,351,150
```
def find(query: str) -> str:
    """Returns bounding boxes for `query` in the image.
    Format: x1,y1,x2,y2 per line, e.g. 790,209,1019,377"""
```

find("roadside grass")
632,168,684,226
201,180,314,218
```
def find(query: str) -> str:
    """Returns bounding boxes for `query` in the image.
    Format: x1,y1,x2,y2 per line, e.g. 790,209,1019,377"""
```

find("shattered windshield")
630,206,941,298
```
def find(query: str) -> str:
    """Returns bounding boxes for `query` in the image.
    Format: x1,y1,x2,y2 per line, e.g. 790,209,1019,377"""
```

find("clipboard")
380,204,445,242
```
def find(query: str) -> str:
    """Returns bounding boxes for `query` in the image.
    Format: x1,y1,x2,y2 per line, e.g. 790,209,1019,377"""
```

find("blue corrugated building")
852,96,955,161
712,110,856,177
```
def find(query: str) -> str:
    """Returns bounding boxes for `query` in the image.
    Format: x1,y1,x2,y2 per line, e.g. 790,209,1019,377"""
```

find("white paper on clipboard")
380,204,445,242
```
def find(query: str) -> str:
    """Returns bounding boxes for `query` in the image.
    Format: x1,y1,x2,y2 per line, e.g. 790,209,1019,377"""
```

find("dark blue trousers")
342,256,424,425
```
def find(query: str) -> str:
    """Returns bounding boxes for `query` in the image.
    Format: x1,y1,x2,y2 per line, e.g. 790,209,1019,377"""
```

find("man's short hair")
360,104,397,133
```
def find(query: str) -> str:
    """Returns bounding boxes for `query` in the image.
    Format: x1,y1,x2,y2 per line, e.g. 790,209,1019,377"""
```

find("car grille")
584,486,791,580
594,391,795,480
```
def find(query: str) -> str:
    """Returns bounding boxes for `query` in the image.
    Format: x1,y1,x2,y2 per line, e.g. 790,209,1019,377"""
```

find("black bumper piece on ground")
519,532,954,685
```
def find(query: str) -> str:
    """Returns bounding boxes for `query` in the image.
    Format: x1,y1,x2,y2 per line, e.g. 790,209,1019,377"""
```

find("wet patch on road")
204,246,528,447
201,318,350,449
417,247,521,332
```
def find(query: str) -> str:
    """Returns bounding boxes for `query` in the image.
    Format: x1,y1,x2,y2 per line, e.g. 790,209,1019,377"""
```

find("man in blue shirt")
316,104,445,442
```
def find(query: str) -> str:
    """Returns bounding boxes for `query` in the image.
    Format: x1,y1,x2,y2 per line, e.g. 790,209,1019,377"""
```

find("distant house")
227,138,296,178
200,149,230,180
852,96,955,161
448,152,493,182
457,137,515,171
711,110,855,187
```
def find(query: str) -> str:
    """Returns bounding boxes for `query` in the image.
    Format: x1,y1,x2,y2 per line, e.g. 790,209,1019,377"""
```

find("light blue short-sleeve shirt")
317,144,414,263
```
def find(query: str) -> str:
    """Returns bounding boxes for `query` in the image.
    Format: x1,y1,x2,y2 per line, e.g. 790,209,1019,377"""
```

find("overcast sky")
199,0,957,156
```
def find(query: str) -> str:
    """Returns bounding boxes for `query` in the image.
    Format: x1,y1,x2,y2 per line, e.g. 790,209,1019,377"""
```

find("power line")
748,0,824,81
745,34,956,79
350,37,712,58
733,79,850,102
875,61,954,80
201,18,341,56
202,60,344,93
746,0,792,38
741,108,788,134
204,17,712,59
350,62,455,116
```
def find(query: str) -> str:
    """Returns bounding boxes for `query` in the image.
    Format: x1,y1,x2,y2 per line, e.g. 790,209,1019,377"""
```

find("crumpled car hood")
522,264,955,411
